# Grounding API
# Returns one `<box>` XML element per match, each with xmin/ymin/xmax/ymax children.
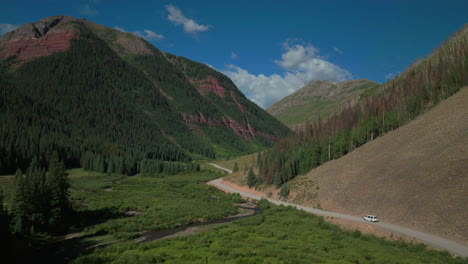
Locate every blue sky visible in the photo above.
<box><xmin>1</xmin><ymin>0</ymin><xmax>467</xmax><ymax>108</ymax></box>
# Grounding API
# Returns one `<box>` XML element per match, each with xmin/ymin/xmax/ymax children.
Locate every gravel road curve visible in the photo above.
<box><xmin>207</xmin><ymin>164</ymin><xmax>468</xmax><ymax>258</ymax></box>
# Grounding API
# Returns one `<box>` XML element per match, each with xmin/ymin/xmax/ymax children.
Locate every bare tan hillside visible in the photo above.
<box><xmin>287</xmin><ymin>87</ymin><xmax>468</xmax><ymax>244</ymax></box>
<box><xmin>266</xmin><ymin>79</ymin><xmax>379</xmax><ymax>127</ymax></box>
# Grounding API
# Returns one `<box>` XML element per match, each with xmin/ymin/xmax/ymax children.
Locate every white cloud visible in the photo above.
<box><xmin>333</xmin><ymin>46</ymin><xmax>343</xmax><ymax>54</ymax></box>
<box><xmin>0</xmin><ymin>23</ymin><xmax>20</xmax><ymax>35</ymax></box>
<box><xmin>223</xmin><ymin>40</ymin><xmax>352</xmax><ymax>108</ymax></box>
<box><xmin>78</xmin><ymin>3</ymin><xmax>98</xmax><ymax>16</ymax></box>
<box><xmin>275</xmin><ymin>42</ymin><xmax>318</xmax><ymax>70</ymax></box>
<box><xmin>166</xmin><ymin>5</ymin><xmax>210</xmax><ymax>34</ymax></box>
<box><xmin>134</xmin><ymin>29</ymin><xmax>164</xmax><ymax>41</ymax></box>
<box><xmin>223</xmin><ymin>65</ymin><xmax>304</xmax><ymax>108</ymax></box>
<box><xmin>231</xmin><ymin>52</ymin><xmax>238</xmax><ymax>59</ymax></box>
<box><xmin>385</xmin><ymin>73</ymin><xmax>395</xmax><ymax>80</ymax></box>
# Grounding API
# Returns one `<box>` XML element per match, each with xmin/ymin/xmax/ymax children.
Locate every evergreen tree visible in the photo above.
<box><xmin>273</xmin><ymin>172</ymin><xmax>282</xmax><ymax>188</ymax></box>
<box><xmin>232</xmin><ymin>162</ymin><xmax>239</xmax><ymax>173</ymax></box>
<box><xmin>247</xmin><ymin>168</ymin><xmax>258</xmax><ymax>187</ymax></box>
<box><xmin>46</xmin><ymin>152</ymin><xmax>70</xmax><ymax>226</ymax></box>
<box><xmin>11</xmin><ymin>169</ymin><xmax>28</xmax><ymax>234</ymax></box>
<box><xmin>11</xmin><ymin>158</ymin><xmax>49</xmax><ymax>235</ymax></box>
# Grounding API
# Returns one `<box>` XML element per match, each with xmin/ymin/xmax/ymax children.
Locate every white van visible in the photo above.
<box><xmin>364</xmin><ymin>215</ymin><xmax>379</xmax><ymax>222</ymax></box>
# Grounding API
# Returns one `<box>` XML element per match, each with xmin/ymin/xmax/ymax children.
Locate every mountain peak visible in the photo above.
<box><xmin>266</xmin><ymin>79</ymin><xmax>380</xmax><ymax>127</ymax></box>
<box><xmin>0</xmin><ymin>15</ymin><xmax>81</xmax><ymax>62</ymax></box>
<box><xmin>1</xmin><ymin>15</ymin><xmax>76</xmax><ymax>41</ymax></box>
<box><xmin>0</xmin><ymin>15</ymin><xmax>154</xmax><ymax>63</ymax></box>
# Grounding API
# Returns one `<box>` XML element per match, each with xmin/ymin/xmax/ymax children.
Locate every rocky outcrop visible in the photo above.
<box><xmin>0</xmin><ymin>15</ymin><xmax>79</xmax><ymax>62</ymax></box>
<box><xmin>0</xmin><ymin>30</ymin><xmax>78</xmax><ymax>62</ymax></box>
<box><xmin>230</xmin><ymin>91</ymin><xmax>248</xmax><ymax>113</ymax></box>
<box><xmin>182</xmin><ymin>112</ymin><xmax>278</xmax><ymax>141</ymax></box>
<box><xmin>0</xmin><ymin>15</ymin><xmax>154</xmax><ymax>63</ymax></box>
<box><xmin>193</xmin><ymin>76</ymin><xmax>227</xmax><ymax>97</ymax></box>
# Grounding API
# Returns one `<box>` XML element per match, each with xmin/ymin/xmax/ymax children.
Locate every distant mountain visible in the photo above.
<box><xmin>0</xmin><ymin>15</ymin><xmax>290</xmax><ymax>174</ymax></box>
<box><xmin>266</xmin><ymin>79</ymin><xmax>380</xmax><ymax>128</ymax></box>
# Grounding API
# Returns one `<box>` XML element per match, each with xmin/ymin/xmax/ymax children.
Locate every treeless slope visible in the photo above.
<box><xmin>266</xmin><ymin>79</ymin><xmax>379</xmax><ymax>127</ymax></box>
<box><xmin>289</xmin><ymin>87</ymin><xmax>468</xmax><ymax>244</ymax></box>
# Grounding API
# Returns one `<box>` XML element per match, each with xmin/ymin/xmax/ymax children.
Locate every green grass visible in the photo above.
<box><xmin>67</xmin><ymin>169</ymin><xmax>239</xmax><ymax>241</ymax></box>
<box><xmin>211</xmin><ymin>153</ymin><xmax>257</xmax><ymax>171</ymax></box>
<box><xmin>275</xmin><ymin>82</ymin><xmax>381</xmax><ymax>127</ymax></box>
<box><xmin>74</xmin><ymin>201</ymin><xmax>466</xmax><ymax>264</ymax></box>
<box><xmin>276</xmin><ymin>100</ymin><xmax>338</xmax><ymax>126</ymax></box>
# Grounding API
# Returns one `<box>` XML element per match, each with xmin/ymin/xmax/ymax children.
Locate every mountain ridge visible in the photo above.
<box><xmin>0</xmin><ymin>15</ymin><xmax>290</xmax><ymax>174</ymax></box>
<box><xmin>266</xmin><ymin>79</ymin><xmax>380</xmax><ymax>127</ymax></box>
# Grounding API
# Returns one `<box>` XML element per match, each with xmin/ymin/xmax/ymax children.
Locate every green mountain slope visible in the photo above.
<box><xmin>0</xmin><ymin>15</ymin><xmax>290</xmax><ymax>174</ymax></box>
<box><xmin>266</xmin><ymin>79</ymin><xmax>380</xmax><ymax>128</ymax></box>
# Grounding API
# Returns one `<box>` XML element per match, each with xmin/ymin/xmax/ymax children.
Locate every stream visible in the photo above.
<box><xmin>136</xmin><ymin>202</ymin><xmax>261</xmax><ymax>242</ymax></box>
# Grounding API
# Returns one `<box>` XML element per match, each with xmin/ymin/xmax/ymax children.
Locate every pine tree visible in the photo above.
<box><xmin>247</xmin><ymin>168</ymin><xmax>258</xmax><ymax>187</ymax></box>
<box><xmin>232</xmin><ymin>162</ymin><xmax>239</xmax><ymax>173</ymax></box>
<box><xmin>11</xmin><ymin>169</ymin><xmax>28</xmax><ymax>234</ymax></box>
<box><xmin>273</xmin><ymin>172</ymin><xmax>282</xmax><ymax>188</ymax></box>
<box><xmin>46</xmin><ymin>152</ymin><xmax>70</xmax><ymax>226</ymax></box>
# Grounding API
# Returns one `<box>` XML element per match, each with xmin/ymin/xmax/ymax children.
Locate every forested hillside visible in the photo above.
<box><xmin>0</xmin><ymin>16</ymin><xmax>290</xmax><ymax>175</ymax></box>
<box><xmin>258</xmin><ymin>24</ymin><xmax>468</xmax><ymax>186</ymax></box>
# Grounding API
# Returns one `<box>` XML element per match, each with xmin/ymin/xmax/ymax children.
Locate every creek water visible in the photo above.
<box><xmin>137</xmin><ymin>202</ymin><xmax>261</xmax><ymax>242</ymax></box>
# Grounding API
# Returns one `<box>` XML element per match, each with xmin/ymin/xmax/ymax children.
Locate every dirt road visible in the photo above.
<box><xmin>207</xmin><ymin>163</ymin><xmax>232</xmax><ymax>173</ymax></box>
<box><xmin>207</xmin><ymin>164</ymin><xmax>468</xmax><ymax>258</ymax></box>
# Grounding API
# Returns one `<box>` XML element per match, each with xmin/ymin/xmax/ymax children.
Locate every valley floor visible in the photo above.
<box><xmin>2</xmin><ymin>168</ymin><xmax>466</xmax><ymax>263</ymax></box>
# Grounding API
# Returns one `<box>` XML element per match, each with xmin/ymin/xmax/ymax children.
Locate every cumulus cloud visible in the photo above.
<box><xmin>223</xmin><ymin>40</ymin><xmax>352</xmax><ymax>108</ymax></box>
<box><xmin>166</xmin><ymin>5</ymin><xmax>210</xmax><ymax>34</ymax></box>
<box><xmin>231</xmin><ymin>52</ymin><xmax>238</xmax><ymax>59</ymax></box>
<box><xmin>134</xmin><ymin>30</ymin><xmax>164</xmax><ymax>41</ymax></box>
<box><xmin>275</xmin><ymin>42</ymin><xmax>318</xmax><ymax>70</ymax></box>
<box><xmin>0</xmin><ymin>23</ymin><xmax>20</xmax><ymax>35</ymax></box>
<box><xmin>385</xmin><ymin>73</ymin><xmax>395</xmax><ymax>80</ymax></box>
<box><xmin>223</xmin><ymin>65</ymin><xmax>304</xmax><ymax>108</ymax></box>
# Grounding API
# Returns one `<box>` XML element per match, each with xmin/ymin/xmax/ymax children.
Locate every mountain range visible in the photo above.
<box><xmin>0</xmin><ymin>15</ymin><xmax>290</xmax><ymax>174</ymax></box>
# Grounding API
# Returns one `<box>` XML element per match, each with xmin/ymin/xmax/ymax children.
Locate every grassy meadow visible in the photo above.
<box><xmin>74</xmin><ymin>200</ymin><xmax>466</xmax><ymax>264</ymax></box>
<box><xmin>66</xmin><ymin>169</ymin><xmax>240</xmax><ymax>241</ymax></box>
<box><xmin>2</xmin><ymin>168</ymin><xmax>466</xmax><ymax>263</ymax></box>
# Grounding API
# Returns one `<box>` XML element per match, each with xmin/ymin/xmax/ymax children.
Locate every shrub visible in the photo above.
<box><xmin>280</xmin><ymin>184</ymin><xmax>290</xmax><ymax>198</ymax></box>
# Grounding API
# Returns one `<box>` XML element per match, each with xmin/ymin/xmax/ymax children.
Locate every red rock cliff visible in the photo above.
<box><xmin>0</xmin><ymin>15</ymin><xmax>80</xmax><ymax>63</ymax></box>
<box><xmin>182</xmin><ymin>112</ymin><xmax>278</xmax><ymax>142</ymax></box>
